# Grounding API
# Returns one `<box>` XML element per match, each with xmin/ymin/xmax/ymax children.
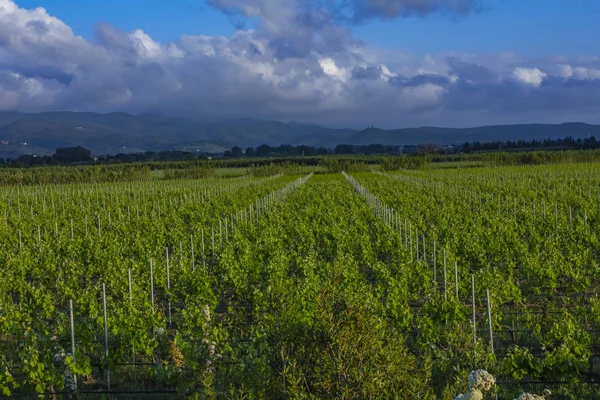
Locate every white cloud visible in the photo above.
<box><xmin>130</xmin><ymin>29</ymin><xmax>185</xmax><ymax>59</ymax></box>
<box><xmin>0</xmin><ymin>0</ymin><xmax>17</xmax><ymax>12</ymax></box>
<box><xmin>380</xmin><ymin>64</ymin><xmax>396</xmax><ymax>81</ymax></box>
<box><xmin>0</xmin><ymin>70</ymin><xmax>63</xmax><ymax>110</ymax></box>
<box><xmin>319</xmin><ymin>58</ymin><xmax>351</xmax><ymax>81</ymax></box>
<box><xmin>511</xmin><ymin>67</ymin><xmax>546</xmax><ymax>87</ymax></box>
<box><xmin>557</xmin><ymin>64</ymin><xmax>600</xmax><ymax>80</ymax></box>
<box><xmin>0</xmin><ymin>0</ymin><xmax>599</xmax><ymax>128</ymax></box>
<box><xmin>402</xmin><ymin>83</ymin><xmax>446</xmax><ymax>109</ymax></box>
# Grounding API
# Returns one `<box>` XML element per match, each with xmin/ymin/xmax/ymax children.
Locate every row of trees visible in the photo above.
<box><xmin>1</xmin><ymin>146</ymin><xmax>93</xmax><ymax>166</ymax></box>
<box><xmin>1</xmin><ymin>148</ymin><xmax>218</xmax><ymax>166</ymax></box>
<box><xmin>3</xmin><ymin>135</ymin><xmax>600</xmax><ymax>167</ymax></box>
<box><xmin>224</xmin><ymin>144</ymin><xmax>403</xmax><ymax>158</ymax></box>
<box><xmin>460</xmin><ymin>136</ymin><xmax>600</xmax><ymax>152</ymax></box>
<box><xmin>218</xmin><ymin>136</ymin><xmax>600</xmax><ymax>158</ymax></box>
<box><xmin>225</xmin><ymin>145</ymin><xmax>329</xmax><ymax>158</ymax></box>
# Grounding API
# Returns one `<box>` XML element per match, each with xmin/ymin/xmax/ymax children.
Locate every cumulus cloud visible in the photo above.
<box><xmin>0</xmin><ymin>0</ymin><xmax>599</xmax><ymax>128</ymax></box>
<box><xmin>556</xmin><ymin>64</ymin><xmax>600</xmax><ymax>80</ymax></box>
<box><xmin>512</xmin><ymin>67</ymin><xmax>546</xmax><ymax>87</ymax></box>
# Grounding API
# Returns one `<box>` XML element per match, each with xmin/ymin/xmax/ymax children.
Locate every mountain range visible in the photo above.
<box><xmin>1</xmin><ymin>111</ymin><xmax>600</xmax><ymax>156</ymax></box>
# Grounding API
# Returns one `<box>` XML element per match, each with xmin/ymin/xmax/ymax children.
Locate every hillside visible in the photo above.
<box><xmin>347</xmin><ymin>123</ymin><xmax>600</xmax><ymax>146</ymax></box>
<box><xmin>0</xmin><ymin>111</ymin><xmax>599</xmax><ymax>156</ymax></box>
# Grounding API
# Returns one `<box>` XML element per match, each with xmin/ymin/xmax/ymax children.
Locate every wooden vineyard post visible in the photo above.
<box><xmin>69</xmin><ymin>299</ymin><xmax>76</xmax><ymax>363</ymax></box>
<box><xmin>202</xmin><ymin>229</ymin><xmax>206</xmax><ymax>268</ymax></box>
<box><xmin>433</xmin><ymin>241</ymin><xmax>437</xmax><ymax>291</ymax></box>
<box><xmin>444</xmin><ymin>251</ymin><xmax>448</xmax><ymax>301</ymax></box>
<box><xmin>471</xmin><ymin>275</ymin><xmax>476</xmax><ymax>343</ymax></box>
<box><xmin>415</xmin><ymin>229</ymin><xmax>419</xmax><ymax>262</ymax></box>
<box><xmin>455</xmin><ymin>261</ymin><xmax>459</xmax><ymax>298</ymax></box>
<box><xmin>542</xmin><ymin>201</ymin><xmax>546</xmax><ymax>219</ymax></box>
<box><xmin>102</xmin><ymin>283</ymin><xmax>111</xmax><ymax>394</ymax></box>
<box><xmin>409</xmin><ymin>225</ymin><xmax>413</xmax><ymax>260</ymax></box>
<box><xmin>570</xmin><ymin>206</ymin><xmax>573</xmax><ymax>227</ymax></box>
<box><xmin>128</xmin><ymin>269</ymin><xmax>132</xmax><ymax>303</ymax></box>
<box><xmin>166</xmin><ymin>247</ymin><xmax>171</xmax><ymax>323</ymax></box>
<box><xmin>150</xmin><ymin>259</ymin><xmax>155</xmax><ymax>313</ymax></box>
<box><xmin>486</xmin><ymin>289</ymin><xmax>494</xmax><ymax>354</ymax></box>
<box><xmin>191</xmin><ymin>234</ymin><xmax>195</xmax><ymax>272</ymax></box>
<box><xmin>128</xmin><ymin>270</ymin><xmax>134</xmax><ymax>365</ymax></box>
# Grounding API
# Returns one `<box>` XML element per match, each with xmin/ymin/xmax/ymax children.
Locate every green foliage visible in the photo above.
<box><xmin>54</xmin><ymin>146</ymin><xmax>93</xmax><ymax>163</ymax></box>
<box><xmin>0</xmin><ymin>164</ymin><xmax>155</xmax><ymax>185</ymax></box>
<box><xmin>248</xmin><ymin>162</ymin><xmax>283</xmax><ymax>177</ymax></box>
<box><xmin>317</xmin><ymin>158</ymin><xmax>371</xmax><ymax>173</ymax></box>
<box><xmin>3</xmin><ymin>162</ymin><xmax>600</xmax><ymax>398</ymax></box>
<box><xmin>162</xmin><ymin>165</ymin><xmax>214</xmax><ymax>180</ymax></box>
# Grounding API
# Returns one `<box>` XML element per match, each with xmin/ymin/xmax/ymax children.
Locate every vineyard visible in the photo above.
<box><xmin>1</xmin><ymin>163</ymin><xmax>600</xmax><ymax>399</ymax></box>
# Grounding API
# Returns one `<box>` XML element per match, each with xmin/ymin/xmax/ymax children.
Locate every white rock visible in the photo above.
<box><xmin>468</xmin><ymin>369</ymin><xmax>496</xmax><ymax>391</ymax></box>
<box><xmin>454</xmin><ymin>390</ymin><xmax>483</xmax><ymax>400</ymax></box>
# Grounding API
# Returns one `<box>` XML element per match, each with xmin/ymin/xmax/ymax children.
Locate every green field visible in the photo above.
<box><xmin>2</xmin><ymin>164</ymin><xmax>600</xmax><ymax>399</ymax></box>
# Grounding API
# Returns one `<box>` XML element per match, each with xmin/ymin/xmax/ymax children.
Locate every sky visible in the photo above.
<box><xmin>1</xmin><ymin>0</ymin><xmax>600</xmax><ymax>128</ymax></box>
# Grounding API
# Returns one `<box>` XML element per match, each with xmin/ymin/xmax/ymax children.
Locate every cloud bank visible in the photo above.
<box><xmin>1</xmin><ymin>0</ymin><xmax>600</xmax><ymax>128</ymax></box>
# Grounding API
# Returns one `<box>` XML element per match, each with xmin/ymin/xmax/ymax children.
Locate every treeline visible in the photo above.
<box><xmin>2</xmin><ymin>146</ymin><xmax>93</xmax><ymax>166</ymax></box>
<box><xmin>1</xmin><ymin>147</ymin><xmax>216</xmax><ymax>167</ymax></box>
<box><xmin>0</xmin><ymin>144</ymin><xmax>404</xmax><ymax>169</ymax></box>
<box><xmin>460</xmin><ymin>135</ymin><xmax>600</xmax><ymax>152</ymax></box>
<box><xmin>224</xmin><ymin>144</ymin><xmax>401</xmax><ymax>157</ymax></box>
<box><xmin>431</xmin><ymin>149</ymin><xmax>600</xmax><ymax>166</ymax></box>
<box><xmin>4</xmin><ymin>135</ymin><xmax>599</xmax><ymax>168</ymax></box>
<box><xmin>97</xmin><ymin>150</ymin><xmax>212</xmax><ymax>163</ymax></box>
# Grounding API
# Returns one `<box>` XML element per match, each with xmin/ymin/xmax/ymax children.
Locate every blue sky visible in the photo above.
<box><xmin>2</xmin><ymin>0</ymin><xmax>600</xmax><ymax>128</ymax></box>
<box><xmin>15</xmin><ymin>0</ymin><xmax>600</xmax><ymax>57</ymax></box>
<box><xmin>14</xmin><ymin>0</ymin><xmax>238</xmax><ymax>40</ymax></box>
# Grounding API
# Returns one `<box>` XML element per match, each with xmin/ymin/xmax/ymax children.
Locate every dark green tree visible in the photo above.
<box><xmin>256</xmin><ymin>144</ymin><xmax>271</xmax><ymax>157</ymax></box>
<box><xmin>53</xmin><ymin>146</ymin><xmax>92</xmax><ymax>163</ymax></box>
<box><xmin>335</xmin><ymin>144</ymin><xmax>354</xmax><ymax>154</ymax></box>
<box><xmin>231</xmin><ymin>146</ymin><xmax>243</xmax><ymax>158</ymax></box>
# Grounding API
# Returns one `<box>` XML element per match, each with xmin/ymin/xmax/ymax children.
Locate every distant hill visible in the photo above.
<box><xmin>347</xmin><ymin>123</ymin><xmax>600</xmax><ymax>146</ymax></box>
<box><xmin>0</xmin><ymin>111</ymin><xmax>599</xmax><ymax>156</ymax></box>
